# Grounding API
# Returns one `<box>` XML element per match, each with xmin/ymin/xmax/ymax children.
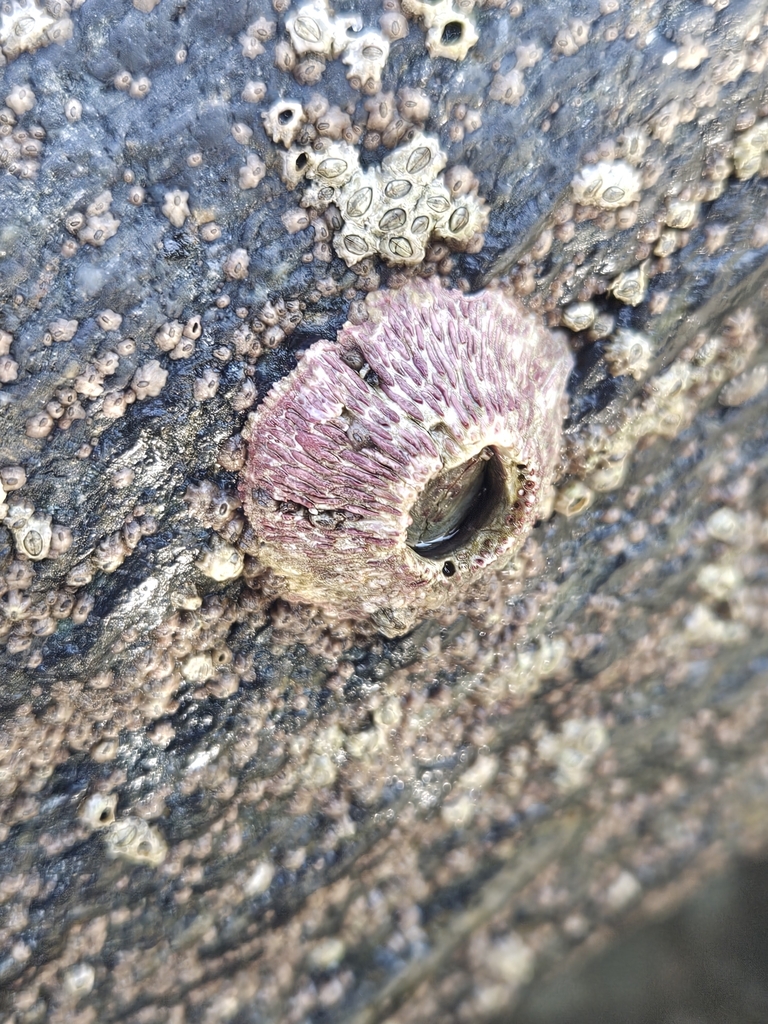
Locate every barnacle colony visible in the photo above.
<box><xmin>240</xmin><ymin>279</ymin><xmax>572</xmax><ymax>635</ymax></box>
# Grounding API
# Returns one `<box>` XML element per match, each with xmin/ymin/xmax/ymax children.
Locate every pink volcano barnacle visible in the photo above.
<box><xmin>239</xmin><ymin>278</ymin><xmax>572</xmax><ymax>636</ymax></box>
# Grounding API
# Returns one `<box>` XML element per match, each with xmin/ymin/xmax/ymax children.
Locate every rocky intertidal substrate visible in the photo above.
<box><xmin>1</xmin><ymin>0</ymin><xmax>768</xmax><ymax>1020</ymax></box>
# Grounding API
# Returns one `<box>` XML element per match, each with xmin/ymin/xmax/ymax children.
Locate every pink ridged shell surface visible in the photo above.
<box><xmin>240</xmin><ymin>278</ymin><xmax>572</xmax><ymax>634</ymax></box>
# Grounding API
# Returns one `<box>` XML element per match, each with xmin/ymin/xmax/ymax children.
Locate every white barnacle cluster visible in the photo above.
<box><xmin>732</xmin><ymin>119</ymin><xmax>768</xmax><ymax>180</ymax></box>
<box><xmin>65</xmin><ymin>189</ymin><xmax>120</xmax><ymax>248</ymax></box>
<box><xmin>488</xmin><ymin>41</ymin><xmax>543</xmax><ymax>108</ymax></box>
<box><xmin>280</xmin><ymin>131</ymin><xmax>487</xmax><ymax>266</ymax></box>
<box><xmin>0</xmin><ymin>0</ymin><xmax>73</xmax><ymax>62</ymax></box>
<box><xmin>401</xmin><ymin>0</ymin><xmax>478</xmax><ymax>60</ymax></box>
<box><xmin>1</xmin><ymin>84</ymin><xmax>45</xmax><ymax>179</ymax></box>
<box><xmin>571</xmin><ymin>160</ymin><xmax>642</xmax><ymax>209</ymax></box>
<box><xmin>283</xmin><ymin>0</ymin><xmax>390</xmax><ymax>92</ymax></box>
<box><xmin>23</xmin><ymin>308</ymin><xmax>173</xmax><ymax>447</ymax></box>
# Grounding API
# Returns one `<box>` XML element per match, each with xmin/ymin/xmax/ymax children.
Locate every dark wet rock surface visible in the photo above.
<box><xmin>1</xmin><ymin>0</ymin><xmax>768</xmax><ymax>1020</ymax></box>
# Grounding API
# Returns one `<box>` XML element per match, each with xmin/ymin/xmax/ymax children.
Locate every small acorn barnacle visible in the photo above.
<box><xmin>239</xmin><ymin>279</ymin><xmax>572</xmax><ymax>635</ymax></box>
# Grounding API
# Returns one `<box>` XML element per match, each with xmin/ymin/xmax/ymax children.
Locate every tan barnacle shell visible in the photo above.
<box><xmin>223</xmin><ymin>248</ymin><xmax>250</xmax><ymax>281</ymax></box>
<box><xmin>264</xmin><ymin>99</ymin><xmax>309</xmax><ymax>149</ymax></box>
<box><xmin>154</xmin><ymin>320</ymin><xmax>183</xmax><ymax>352</ymax></box>
<box><xmin>92</xmin><ymin>531</ymin><xmax>129</xmax><ymax>573</ymax></box>
<box><xmin>282</xmin><ymin>207</ymin><xmax>311</xmax><ymax>234</ymax></box>
<box><xmin>239</xmin><ymin>153</ymin><xmax>266</xmax><ymax>190</ymax></box>
<box><xmin>609</xmin><ymin>261</ymin><xmax>649</xmax><ymax>306</ymax></box>
<box><xmin>161</xmin><ymin>189</ymin><xmax>190</xmax><ymax>228</ymax></box>
<box><xmin>105</xmin><ymin>817</ymin><xmax>167</xmax><ymax>866</ymax></box>
<box><xmin>402</xmin><ymin>0</ymin><xmax>478</xmax><ymax>61</ymax></box>
<box><xmin>5</xmin><ymin>84</ymin><xmax>35</xmax><ymax>115</ymax></box>
<box><xmin>129</xmin><ymin>75</ymin><xmax>151</xmax><ymax>99</ymax></box>
<box><xmin>616</xmin><ymin>125</ymin><xmax>649</xmax><ymax>166</ymax></box>
<box><xmin>604</xmin><ymin>329</ymin><xmax>653</xmax><ymax>380</ymax></box>
<box><xmin>241</xmin><ymin>80</ymin><xmax>267</xmax><ymax>104</ymax></box>
<box><xmin>0</xmin><ymin>354</ymin><xmax>18</xmax><ymax>382</ymax></box>
<box><xmin>719</xmin><ymin>365</ymin><xmax>768</xmax><ymax>407</ymax></box>
<box><xmin>96</xmin><ymin>309</ymin><xmax>122</xmax><ymax>331</ymax></box>
<box><xmin>80</xmin><ymin>793</ymin><xmax>118</xmax><ymax>829</ymax></box>
<box><xmin>571</xmin><ymin>161</ymin><xmax>641</xmax><ymax>210</ymax></box>
<box><xmin>664</xmin><ymin>197</ymin><xmax>698</xmax><ymax>230</ymax></box>
<box><xmin>397</xmin><ymin>87</ymin><xmax>430</xmax><ymax>123</ymax></box>
<box><xmin>587</xmin><ymin>453</ymin><xmax>629</xmax><ymax>492</ymax></box>
<box><xmin>130</xmin><ymin>360</ymin><xmax>168</xmax><ymax>400</ymax></box>
<box><xmin>489</xmin><ymin>69</ymin><xmax>525</xmax><ymax>106</ymax></box>
<box><xmin>239</xmin><ymin>278</ymin><xmax>572</xmax><ymax>635</ymax></box>
<box><xmin>196</xmin><ymin>536</ymin><xmax>244</xmax><ymax>582</ymax></box>
<box><xmin>79</xmin><ymin>212</ymin><xmax>120</xmax><ymax>247</ymax></box>
<box><xmin>47</xmin><ymin>317</ymin><xmax>78</xmax><ymax>342</ymax></box>
<box><xmin>380</xmin><ymin>9</ymin><xmax>408</xmax><ymax>40</ymax></box>
<box><xmin>0</xmin><ymin>465</ymin><xmax>26</xmax><ymax>491</ymax></box>
<box><xmin>554</xmin><ymin>480</ymin><xmax>594</xmax><ymax>517</ymax></box>
<box><xmin>11</xmin><ymin>512</ymin><xmax>53</xmax><ymax>560</ymax></box>
<box><xmin>341</xmin><ymin>30</ymin><xmax>390</xmax><ymax>94</ymax></box>
<box><xmin>562</xmin><ymin>302</ymin><xmax>596</xmax><ymax>333</ymax></box>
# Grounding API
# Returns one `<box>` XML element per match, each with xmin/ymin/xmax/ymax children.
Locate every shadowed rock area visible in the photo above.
<box><xmin>1</xmin><ymin>0</ymin><xmax>767</xmax><ymax>1020</ymax></box>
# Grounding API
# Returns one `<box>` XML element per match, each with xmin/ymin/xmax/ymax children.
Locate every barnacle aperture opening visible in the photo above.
<box><xmin>239</xmin><ymin>278</ymin><xmax>573</xmax><ymax>635</ymax></box>
<box><xmin>406</xmin><ymin>446</ymin><xmax>511</xmax><ymax>564</ymax></box>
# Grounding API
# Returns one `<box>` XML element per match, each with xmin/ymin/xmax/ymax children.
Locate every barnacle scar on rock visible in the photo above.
<box><xmin>239</xmin><ymin>278</ymin><xmax>572</xmax><ymax>636</ymax></box>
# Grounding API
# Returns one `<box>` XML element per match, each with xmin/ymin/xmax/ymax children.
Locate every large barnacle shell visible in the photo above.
<box><xmin>239</xmin><ymin>279</ymin><xmax>572</xmax><ymax>635</ymax></box>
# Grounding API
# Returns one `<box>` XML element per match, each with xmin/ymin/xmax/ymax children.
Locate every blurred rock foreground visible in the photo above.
<box><xmin>0</xmin><ymin>0</ymin><xmax>767</xmax><ymax>1021</ymax></box>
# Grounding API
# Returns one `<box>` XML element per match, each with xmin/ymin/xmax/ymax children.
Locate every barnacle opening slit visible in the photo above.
<box><xmin>406</xmin><ymin>447</ymin><xmax>507</xmax><ymax>560</ymax></box>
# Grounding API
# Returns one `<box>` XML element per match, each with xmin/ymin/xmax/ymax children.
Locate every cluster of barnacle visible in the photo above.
<box><xmin>558</xmin><ymin>310</ymin><xmax>765</xmax><ymax>511</ymax></box>
<box><xmin>270</xmin><ymin>0</ymin><xmax>395</xmax><ymax>93</ymax></box>
<box><xmin>80</xmin><ymin>786</ymin><xmax>166</xmax><ymax>868</ymax></box>
<box><xmin>0</xmin><ymin>467</ymin><xmax>94</xmax><ymax>657</ymax></box>
<box><xmin>153</xmin><ymin>316</ymin><xmax>202</xmax><ymax>362</ymax></box>
<box><xmin>240</xmin><ymin>0</ymin><xmax>398</xmax><ymax>93</ymax></box>
<box><xmin>0</xmin><ymin>328</ymin><xmax>18</xmax><ymax>385</ymax></box>
<box><xmin>90</xmin><ymin>511</ymin><xmax>157</xmax><ymax>574</ymax></box>
<box><xmin>0</xmin><ymin>552</ymin><xmax>272</xmax><ymax>814</ymax></box>
<box><xmin>63</xmin><ymin>189</ymin><xmax>120</xmax><ymax>251</ymax></box>
<box><xmin>274</xmin><ymin>128</ymin><xmax>487</xmax><ymax>266</ymax></box>
<box><xmin>0</xmin><ymin>488</ymin><xmax>160</xmax><ymax>659</ymax></box>
<box><xmin>1</xmin><ymin>83</ymin><xmax>45</xmax><ymax>179</ymax></box>
<box><xmin>489</xmin><ymin>39</ymin><xmax>545</xmax><ymax>108</ymax></box>
<box><xmin>112</xmin><ymin>67</ymin><xmax>151</xmax><ymax>100</ymax></box>
<box><xmin>676</xmin><ymin>503</ymin><xmax>758</xmax><ymax>649</ymax></box>
<box><xmin>18</xmin><ymin>310</ymin><xmax>163</xmax><ymax>440</ymax></box>
<box><xmin>0</xmin><ymin>0</ymin><xmax>73</xmax><ymax>62</ymax></box>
